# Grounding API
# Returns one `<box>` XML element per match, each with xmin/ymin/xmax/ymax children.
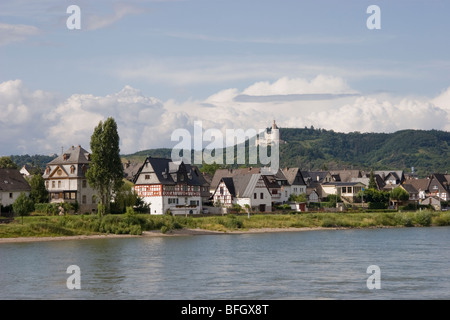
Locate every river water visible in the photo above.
<box><xmin>0</xmin><ymin>227</ymin><xmax>449</xmax><ymax>300</ymax></box>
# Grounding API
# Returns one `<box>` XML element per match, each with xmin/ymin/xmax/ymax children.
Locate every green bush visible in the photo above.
<box><xmin>414</xmin><ymin>211</ymin><xmax>432</xmax><ymax>227</ymax></box>
<box><xmin>434</xmin><ymin>212</ymin><xmax>450</xmax><ymax>226</ymax></box>
<box><xmin>368</xmin><ymin>202</ymin><xmax>387</xmax><ymax>210</ymax></box>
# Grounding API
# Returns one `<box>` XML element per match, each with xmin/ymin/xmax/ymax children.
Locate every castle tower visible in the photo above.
<box><xmin>256</xmin><ymin>120</ymin><xmax>280</xmax><ymax>146</ymax></box>
<box><xmin>271</xmin><ymin>120</ymin><xmax>280</xmax><ymax>143</ymax></box>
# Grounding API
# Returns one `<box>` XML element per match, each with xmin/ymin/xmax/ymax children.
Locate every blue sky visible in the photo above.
<box><xmin>1</xmin><ymin>0</ymin><xmax>450</xmax><ymax>155</ymax></box>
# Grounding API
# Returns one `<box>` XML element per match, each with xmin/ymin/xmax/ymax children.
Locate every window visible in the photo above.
<box><xmin>190</xmin><ymin>200</ymin><xmax>199</xmax><ymax>206</ymax></box>
<box><xmin>82</xmin><ymin>180</ymin><xmax>87</xmax><ymax>188</ymax></box>
<box><xmin>70</xmin><ymin>165</ymin><xmax>75</xmax><ymax>174</ymax></box>
<box><xmin>254</xmin><ymin>193</ymin><xmax>257</xmax><ymax>199</ymax></box>
<box><xmin>260</xmin><ymin>193</ymin><xmax>264</xmax><ymax>199</ymax></box>
<box><xmin>46</xmin><ymin>181</ymin><xmax>49</xmax><ymax>188</ymax></box>
<box><xmin>145</xmin><ymin>174</ymin><xmax>151</xmax><ymax>180</ymax></box>
<box><xmin>58</xmin><ymin>181</ymin><xmax>61</xmax><ymax>188</ymax></box>
<box><xmin>220</xmin><ymin>187</ymin><xmax>224</xmax><ymax>195</ymax></box>
<box><xmin>342</xmin><ymin>187</ymin><xmax>347</xmax><ymax>194</ymax></box>
<box><xmin>168</xmin><ymin>198</ymin><xmax>179</xmax><ymax>205</ymax></box>
<box><xmin>9</xmin><ymin>193</ymin><xmax>13</xmax><ymax>199</ymax></box>
<box><xmin>52</xmin><ymin>181</ymin><xmax>55</xmax><ymax>188</ymax></box>
<box><xmin>82</xmin><ymin>195</ymin><xmax>86</xmax><ymax>204</ymax></box>
<box><xmin>183</xmin><ymin>185</ymin><xmax>188</xmax><ymax>191</ymax></box>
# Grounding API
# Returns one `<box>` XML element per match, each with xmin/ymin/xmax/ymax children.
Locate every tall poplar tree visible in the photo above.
<box><xmin>86</xmin><ymin>117</ymin><xmax>124</xmax><ymax>216</ymax></box>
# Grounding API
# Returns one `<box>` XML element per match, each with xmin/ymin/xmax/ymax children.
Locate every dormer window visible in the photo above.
<box><xmin>70</xmin><ymin>165</ymin><xmax>76</xmax><ymax>174</ymax></box>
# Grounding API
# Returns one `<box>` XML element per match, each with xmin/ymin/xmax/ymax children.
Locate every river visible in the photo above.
<box><xmin>0</xmin><ymin>227</ymin><xmax>449</xmax><ymax>300</ymax></box>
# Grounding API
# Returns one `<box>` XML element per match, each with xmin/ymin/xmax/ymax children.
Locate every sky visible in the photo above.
<box><xmin>1</xmin><ymin>0</ymin><xmax>450</xmax><ymax>156</ymax></box>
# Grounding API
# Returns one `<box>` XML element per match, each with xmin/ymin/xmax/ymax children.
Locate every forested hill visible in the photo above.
<box><xmin>6</xmin><ymin>128</ymin><xmax>449</xmax><ymax>177</ymax></box>
<box><xmin>279</xmin><ymin>128</ymin><xmax>450</xmax><ymax>176</ymax></box>
<box><xmin>121</xmin><ymin>128</ymin><xmax>449</xmax><ymax>177</ymax></box>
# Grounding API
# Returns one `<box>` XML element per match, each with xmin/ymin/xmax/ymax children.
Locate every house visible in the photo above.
<box><xmin>263</xmin><ymin>174</ymin><xmax>283</xmax><ymax>205</ymax></box>
<box><xmin>329</xmin><ymin>169</ymin><xmax>362</xmax><ymax>183</ymax></box>
<box><xmin>42</xmin><ymin>145</ymin><xmax>97</xmax><ymax>213</ymax></box>
<box><xmin>421</xmin><ymin>196</ymin><xmax>441</xmax><ymax>211</ymax></box>
<box><xmin>212</xmin><ymin>173</ymin><xmax>272</xmax><ymax>212</ymax></box>
<box><xmin>403</xmin><ymin>178</ymin><xmax>430</xmax><ymax>199</ymax></box>
<box><xmin>281</xmin><ymin>167</ymin><xmax>307</xmax><ymax>199</ymax></box>
<box><xmin>0</xmin><ymin>168</ymin><xmax>31</xmax><ymax>208</ymax></box>
<box><xmin>374</xmin><ymin>170</ymin><xmax>405</xmax><ymax>188</ymax></box>
<box><xmin>301</xmin><ymin>170</ymin><xmax>333</xmax><ymax>200</ymax></box>
<box><xmin>321</xmin><ymin>181</ymin><xmax>365</xmax><ymax>203</ymax></box>
<box><xmin>306</xmin><ymin>188</ymin><xmax>320</xmax><ymax>203</ymax></box>
<box><xmin>133</xmin><ymin>157</ymin><xmax>210</xmax><ymax>215</ymax></box>
<box><xmin>122</xmin><ymin>160</ymin><xmax>142</xmax><ymax>182</ymax></box>
<box><xmin>19</xmin><ymin>164</ymin><xmax>41</xmax><ymax>177</ymax></box>
<box><xmin>209</xmin><ymin>168</ymin><xmax>260</xmax><ymax>195</ymax></box>
<box><xmin>400</xmin><ymin>184</ymin><xmax>420</xmax><ymax>203</ymax></box>
<box><xmin>428</xmin><ymin>173</ymin><xmax>450</xmax><ymax>202</ymax></box>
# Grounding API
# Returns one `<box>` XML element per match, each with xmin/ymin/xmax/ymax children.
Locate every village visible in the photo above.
<box><xmin>1</xmin><ymin>128</ymin><xmax>449</xmax><ymax>217</ymax></box>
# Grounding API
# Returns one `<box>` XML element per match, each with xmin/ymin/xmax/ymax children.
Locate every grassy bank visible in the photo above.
<box><xmin>1</xmin><ymin>210</ymin><xmax>450</xmax><ymax>239</ymax></box>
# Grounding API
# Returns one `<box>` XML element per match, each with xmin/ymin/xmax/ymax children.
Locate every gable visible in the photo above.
<box><xmin>48</xmin><ymin>166</ymin><xmax>69</xmax><ymax>178</ymax></box>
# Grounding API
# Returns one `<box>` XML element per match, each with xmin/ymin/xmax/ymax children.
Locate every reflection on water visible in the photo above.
<box><xmin>0</xmin><ymin>227</ymin><xmax>449</xmax><ymax>299</ymax></box>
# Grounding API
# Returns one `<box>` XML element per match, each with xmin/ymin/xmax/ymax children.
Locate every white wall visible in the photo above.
<box><xmin>0</xmin><ymin>191</ymin><xmax>30</xmax><ymax>207</ymax></box>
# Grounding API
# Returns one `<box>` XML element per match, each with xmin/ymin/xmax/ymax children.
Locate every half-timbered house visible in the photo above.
<box><xmin>133</xmin><ymin>157</ymin><xmax>209</xmax><ymax>215</ymax></box>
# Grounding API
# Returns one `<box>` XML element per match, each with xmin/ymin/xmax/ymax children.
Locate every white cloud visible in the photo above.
<box><xmin>1</xmin><ymin>78</ymin><xmax>449</xmax><ymax>156</ymax></box>
<box><xmin>0</xmin><ymin>23</ymin><xmax>40</xmax><ymax>46</ymax></box>
<box><xmin>242</xmin><ymin>75</ymin><xmax>357</xmax><ymax>96</ymax></box>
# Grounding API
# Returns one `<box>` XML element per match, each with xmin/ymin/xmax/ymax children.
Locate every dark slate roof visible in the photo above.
<box><xmin>134</xmin><ymin>157</ymin><xmax>209</xmax><ymax>187</ymax></box>
<box><xmin>404</xmin><ymin>178</ymin><xmax>430</xmax><ymax>192</ymax></box>
<box><xmin>401</xmin><ymin>184</ymin><xmax>418</xmax><ymax>194</ymax></box>
<box><xmin>282</xmin><ymin>167</ymin><xmax>306</xmax><ymax>186</ymax></box>
<box><xmin>329</xmin><ymin>170</ymin><xmax>361</xmax><ymax>182</ymax></box>
<box><xmin>432</xmin><ymin>173</ymin><xmax>450</xmax><ymax>189</ymax></box>
<box><xmin>122</xmin><ymin>160</ymin><xmax>142</xmax><ymax>181</ymax></box>
<box><xmin>0</xmin><ymin>169</ymin><xmax>31</xmax><ymax>192</ymax></box>
<box><xmin>302</xmin><ymin>171</ymin><xmax>329</xmax><ymax>183</ymax></box>
<box><xmin>210</xmin><ymin>168</ymin><xmax>260</xmax><ymax>190</ymax></box>
<box><xmin>221</xmin><ymin>177</ymin><xmax>236</xmax><ymax>197</ymax></box>
<box><xmin>48</xmin><ymin>145</ymin><xmax>90</xmax><ymax>165</ymax></box>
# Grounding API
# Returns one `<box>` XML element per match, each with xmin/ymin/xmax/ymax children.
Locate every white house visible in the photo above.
<box><xmin>213</xmin><ymin>173</ymin><xmax>272</xmax><ymax>212</ymax></box>
<box><xmin>0</xmin><ymin>168</ymin><xmax>31</xmax><ymax>208</ymax></box>
<box><xmin>281</xmin><ymin>167</ymin><xmax>307</xmax><ymax>200</ymax></box>
<box><xmin>42</xmin><ymin>145</ymin><xmax>97</xmax><ymax>213</ymax></box>
<box><xmin>133</xmin><ymin>157</ymin><xmax>209</xmax><ymax>215</ymax></box>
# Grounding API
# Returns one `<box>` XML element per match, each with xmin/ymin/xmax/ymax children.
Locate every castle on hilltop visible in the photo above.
<box><xmin>255</xmin><ymin>120</ymin><xmax>281</xmax><ymax>147</ymax></box>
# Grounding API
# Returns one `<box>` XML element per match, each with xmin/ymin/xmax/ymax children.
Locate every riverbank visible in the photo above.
<box><xmin>0</xmin><ymin>226</ymin><xmax>362</xmax><ymax>243</ymax></box>
<box><xmin>1</xmin><ymin>210</ymin><xmax>450</xmax><ymax>243</ymax></box>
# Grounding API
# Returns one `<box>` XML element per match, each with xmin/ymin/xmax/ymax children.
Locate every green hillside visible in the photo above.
<box><xmin>7</xmin><ymin>128</ymin><xmax>448</xmax><ymax>177</ymax></box>
<box><xmin>121</xmin><ymin>128</ymin><xmax>449</xmax><ymax>176</ymax></box>
<box><xmin>279</xmin><ymin>128</ymin><xmax>450</xmax><ymax>176</ymax></box>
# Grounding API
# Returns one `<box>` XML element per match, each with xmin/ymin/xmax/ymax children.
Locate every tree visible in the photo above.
<box><xmin>200</xmin><ymin>161</ymin><xmax>222</xmax><ymax>176</ymax></box>
<box><xmin>390</xmin><ymin>187</ymin><xmax>410</xmax><ymax>209</ymax></box>
<box><xmin>289</xmin><ymin>193</ymin><xmax>308</xmax><ymax>203</ymax></box>
<box><xmin>391</xmin><ymin>187</ymin><xmax>409</xmax><ymax>202</ymax></box>
<box><xmin>86</xmin><ymin>117</ymin><xmax>124</xmax><ymax>216</ymax></box>
<box><xmin>368</xmin><ymin>170</ymin><xmax>377</xmax><ymax>190</ymax></box>
<box><xmin>13</xmin><ymin>192</ymin><xmax>34</xmax><ymax>224</ymax></box>
<box><xmin>29</xmin><ymin>174</ymin><xmax>49</xmax><ymax>203</ymax></box>
<box><xmin>0</xmin><ymin>157</ymin><xmax>18</xmax><ymax>169</ymax></box>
